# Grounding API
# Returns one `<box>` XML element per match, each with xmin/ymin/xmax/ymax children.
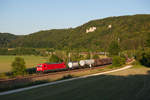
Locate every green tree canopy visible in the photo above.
<box><xmin>11</xmin><ymin>57</ymin><xmax>26</xmax><ymax>76</ymax></box>
<box><xmin>92</xmin><ymin>54</ymin><xmax>99</xmax><ymax>59</ymax></box>
<box><xmin>112</xmin><ymin>56</ymin><xmax>126</xmax><ymax>67</ymax></box>
<box><xmin>85</xmin><ymin>53</ymin><xmax>91</xmax><ymax>59</ymax></box>
<box><xmin>135</xmin><ymin>49</ymin><xmax>150</xmax><ymax>67</ymax></box>
<box><xmin>145</xmin><ymin>32</ymin><xmax>150</xmax><ymax>47</ymax></box>
<box><xmin>0</xmin><ymin>15</ymin><xmax>149</xmax><ymax>51</ymax></box>
<box><xmin>70</xmin><ymin>53</ymin><xmax>84</xmax><ymax>61</ymax></box>
<box><xmin>48</xmin><ymin>54</ymin><xmax>63</xmax><ymax>63</ymax></box>
<box><xmin>108</xmin><ymin>41</ymin><xmax>120</xmax><ymax>56</ymax></box>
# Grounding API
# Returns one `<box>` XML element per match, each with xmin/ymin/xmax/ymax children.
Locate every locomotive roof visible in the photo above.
<box><xmin>44</xmin><ymin>62</ymin><xmax>63</xmax><ymax>64</ymax></box>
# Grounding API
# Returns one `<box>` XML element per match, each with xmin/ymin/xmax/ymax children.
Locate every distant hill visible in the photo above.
<box><xmin>1</xmin><ymin>14</ymin><xmax>150</xmax><ymax>51</ymax></box>
<box><xmin>0</xmin><ymin>33</ymin><xmax>18</xmax><ymax>47</ymax></box>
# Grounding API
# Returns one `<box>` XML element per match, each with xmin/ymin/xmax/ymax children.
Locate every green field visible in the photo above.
<box><xmin>0</xmin><ymin>56</ymin><xmax>48</xmax><ymax>73</ymax></box>
<box><xmin>1</xmin><ymin>66</ymin><xmax>150</xmax><ymax>100</ymax></box>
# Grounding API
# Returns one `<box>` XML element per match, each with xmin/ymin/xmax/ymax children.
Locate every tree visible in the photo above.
<box><xmin>85</xmin><ymin>52</ymin><xmax>91</xmax><ymax>59</ymax></box>
<box><xmin>112</xmin><ymin>56</ymin><xmax>126</xmax><ymax>67</ymax></box>
<box><xmin>11</xmin><ymin>57</ymin><xmax>26</xmax><ymax>76</ymax></box>
<box><xmin>92</xmin><ymin>54</ymin><xmax>99</xmax><ymax>59</ymax></box>
<box><xmin>135</xmin><ymin>49</ymin><xmax>150</xmax><ymax>67</ymax></box>
<box><xmin>145</xmin><ymin>32</ymin><xmax>150</xmax><ymax>47</ymax></box>
<box><xmin>108</xmin><ymin>41</ymin><xmax>120</xmax><ymax>56</ymax></box>
<box><xmin>70</xmin><ymin>52</ymin><xmax>84</xmax><ymax>61</ymax></box>
<box><xmin>48</xmin><ymin>54</ymin><xmax>63</xmax><ymax>63</ymax></box>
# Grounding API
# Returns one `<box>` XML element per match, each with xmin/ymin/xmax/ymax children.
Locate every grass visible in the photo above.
<box><xmin>0</xmin><ymin>80</ymin><xmax>49</xmax><ymax>92</ymax></box>
<box><xmin>0</xmin><ymin>65</ymin><xmax>119</xmax><ymax>92</ymax></box>
<box><xmin>1</xmin><ymin>65</ymin><xmax>150</xmax><ymax>100</ymax></box>
<box><xmin>131</xmin><ymin>61</ymin><xmax>147</xmax><ymax>68</ymax></box>
<box><xmin>0</xmin><ymin>55</ymin><xmax>48</xmax><ymax>73</ymax></box>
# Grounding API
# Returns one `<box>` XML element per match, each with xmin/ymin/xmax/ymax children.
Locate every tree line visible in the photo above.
<box><xmin>0</xmin><ymin>48</ymin><xmax>40</xmax><ymax>55</ymax></box>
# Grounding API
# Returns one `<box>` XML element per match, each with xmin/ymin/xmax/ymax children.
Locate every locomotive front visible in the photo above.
<box><xmin>36</xmin><ymin>64</ymin><xmax>43</xmax><ymax>72</ymax></box>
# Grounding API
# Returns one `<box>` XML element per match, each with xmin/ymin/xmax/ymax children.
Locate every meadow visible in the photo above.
<box><xmin>1</xmin><ymin>65</ymin><xmax>150</xmax><ymax>100</ymax></box>
<box><xmin>0</xmin><ymin>55</ymin><xmax>48</xmax><ymax>73</ymax></box>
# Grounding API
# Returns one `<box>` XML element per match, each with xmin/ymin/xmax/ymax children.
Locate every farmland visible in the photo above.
<box><xmin>1</xmin><ymin>65</ymin><xmax>150</xmax><ymax>100</ymax></box>
<box><xmin>0</xmin><ymin>56</ymin><xmax>48</xmax><ymax>73</ymax></box>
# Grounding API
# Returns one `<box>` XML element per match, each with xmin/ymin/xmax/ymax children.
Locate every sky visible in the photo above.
<box><xmin>0</xmin><ymin>0</ymin><xmax>150</xmax><ymax>35</ymax></box>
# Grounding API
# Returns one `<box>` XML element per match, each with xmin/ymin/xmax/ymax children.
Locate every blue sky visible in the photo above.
<box><xmin>0</xmin><ymin>0</ymin><xmax>150</xmax><ymax>35</ymax></box>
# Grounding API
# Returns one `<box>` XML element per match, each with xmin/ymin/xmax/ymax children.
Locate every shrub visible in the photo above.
<box><xmin>11</xmin><ymin>57</ymin><xmax>26</xmax><ymax>76</ymax></box>
<box><xmin>112</xmin><ymin>56</ymin><xmax>126</xmax><ymax>67</ymax></box>
<box><xmin>61</xmin><ymin>74</ymin><xmax>73</xmax><ymax>80</ymax></box>
<box><xmin>0</xmin><ymin>73</ymin><xmax>8</xmax><ymax>79</ymax></box>
<box><xmin>26</xmin><ymin>67</ymin><xmax>36</xmax><ymax>74</ymax></box>
<box><xmin>135</xmin><ymin>49</ymin><xmax>150</xmax><ymax>67</ymax></box>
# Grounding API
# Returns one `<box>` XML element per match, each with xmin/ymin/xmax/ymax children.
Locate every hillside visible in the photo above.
<box><xmin>0</xmin><ymin>33</ymin><xmax>18</xmax><ymax>47</ymax></box>
<box><xmin>1</xmin><ymin>14</ymin><xmax>150</xmax><ymax>50</ymax></box>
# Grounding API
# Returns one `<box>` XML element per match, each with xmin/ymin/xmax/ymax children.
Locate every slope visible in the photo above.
<box><xmin>1</xmin><ymin>14</ymin><xmax>150</xmax><ymax>50</ymax></box>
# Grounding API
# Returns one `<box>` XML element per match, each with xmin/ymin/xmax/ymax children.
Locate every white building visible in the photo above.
<box><xmin>108</xmin><ymin>25</ymin><xmax>112</xmax><ymax>29</ymax></box>
<box><xmin>86</xmin><ymin>27</ymin><xmax>96</xmax><ymax>33</ymax></box>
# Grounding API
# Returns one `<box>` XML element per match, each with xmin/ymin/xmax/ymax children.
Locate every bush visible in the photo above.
<box><xmin>112</xmin><ymin>56</ymin><xmax>126</xmax><ymax>67</ymax></box>
<box><xmin>135</xmin><ymin>49</ymin><xmax>150</xmax><ymax>67</ymax></box>
<box><xmin>11</xmin><ymin>57</ymin><xmax>27</xmax><ymax>76</ymax></box>
<box><xmin>0</xmin><ymin>73</ymin><xmax>8</xmax><ymax>79</ymax></box>
<box><xmin>61</xmin><ymin>74</ymin><xmax>73</xmax><ymax>80</ymax></box>
<box><xmin>26</xmin><ymin>67</ymin><xmax>36</xmax><ymax>74</ymax></box>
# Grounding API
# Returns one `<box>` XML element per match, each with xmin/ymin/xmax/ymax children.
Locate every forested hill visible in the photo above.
<box><xmin>1</xmin><ymin>14</ymin><xmax>150</xmax><ymax>51</ymax></box>
<box><xmin>0</xmin><ymin>33</ymin><xmax>18</xmax><ymax>47</ymax></box>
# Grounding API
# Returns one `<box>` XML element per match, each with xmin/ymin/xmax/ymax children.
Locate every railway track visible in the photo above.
<box><xmin>0</xmin><ymin>64</ymin><xmax>109</xmax><ymax>83</ymax></box>
<box><xmin>0</xmin><ymin>58</ymin><xmax>134</xmax><ymax>83</ymax></box>
<box><xmin>32</xmin><ymin>65</ymin><xmax>108</xmax><ymax>78</ymax></box>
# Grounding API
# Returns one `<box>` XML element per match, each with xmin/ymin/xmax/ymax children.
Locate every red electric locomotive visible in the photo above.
<box><xmin>36</xmin><ymin>62</ymin><xmax>67</xmax><ymax>72</ymax></box>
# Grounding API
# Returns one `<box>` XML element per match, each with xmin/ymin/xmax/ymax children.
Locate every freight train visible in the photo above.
<box><xmin>36</xmin><ymin>58</ymin><xmax>112</xmax><ymax>72</ymax></box>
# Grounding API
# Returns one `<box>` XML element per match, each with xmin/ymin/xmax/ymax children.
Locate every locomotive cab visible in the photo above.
<box><xmin>36</xmin><ymin>64</ymin><xmax>43</xmax><ymax>72</ymax></box>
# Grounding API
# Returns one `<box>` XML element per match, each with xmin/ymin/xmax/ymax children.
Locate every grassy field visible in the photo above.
<box><xmin>0</xmin><ymin>55</ymin><xmax>48</xmax><ymax>73</ymax></box>
<box><xmin>0</xmin><ymin>65</ymin><xmax>116</xmax><ymax>92</ymax></box>
<box><xmin>1</xmin><ymin>65</ymin><xmax>150</xmax><ymax>100</ymax></box>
